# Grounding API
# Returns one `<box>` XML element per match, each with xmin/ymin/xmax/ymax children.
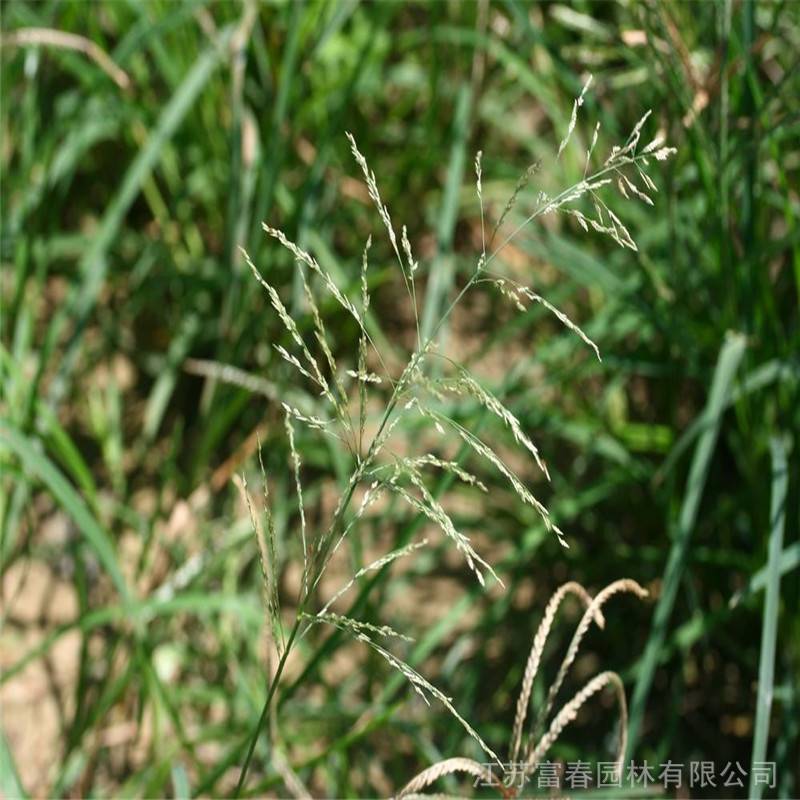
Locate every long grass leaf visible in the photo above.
<box><xmin>729</xmin><ymin>541</ymin><xmax>800</xmax><ymax>609</ymax></box>
<box><xmin>0</xmin><ymin>421</ymin><xmax>131</xmax><ymax>605</ymax></box>
<box><xmin>47</xmin><ymin>26</ymin><xmax>234</xmax><ymax>408</ymax></box>
<box><xmin>0</xmin><ymin>729</ymin><xmax>28</xmax><ymax>800</ymax></box>
<box><xmin>420</xmin><ymin>83</ymin><xmax>472</xmax><ymax>342</ymax></box>
<box><xmin>626</xmin><ymin>332</ymin><xmax>746</xmax><ymax>757</ymax></box>
<box><xmin>749</xmin><ymin>436</ymin><xmax>789</xmax><ymax>799</ymax></box>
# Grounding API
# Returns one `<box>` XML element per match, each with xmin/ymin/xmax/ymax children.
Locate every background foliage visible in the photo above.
<box><xmin>1</xmin><ymin>1</ymin><xmax>798</xmax><ymax>798</ymax></box>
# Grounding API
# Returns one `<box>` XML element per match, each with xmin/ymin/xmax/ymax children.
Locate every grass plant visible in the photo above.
<box><xmin>1</xmin><ymin>3</ymin><xmax>797</xmax><ymax>798</ymax></box>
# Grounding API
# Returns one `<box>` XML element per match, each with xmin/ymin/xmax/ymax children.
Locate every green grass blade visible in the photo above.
<box><xmin>0</xmin><ymin>421</ymin><xmax>131</xmax><ymax>605</ymax></box>
<box><xmin>171</xmin><ymin>764</ymin><xmax>191</xmax><ymax>800</ymax></box>
<box><xmin>46</xmin><ymin>25</ymin><xmax>234</xmax><ymax>408</ymax></box>
<box><xmin>626</xmin><ymin>331</ymin><xmax>746</xmax><ymax>757</ymax></box>
<box><xmin>657</xmin><ymin>359</ymin><xmax>798</xmax><ymax>483</ymax></box>
<box><xmin>729</xmin><ymin>541</ymin><xmax>799</xmax><ymax>609</ymax></box>
<box><xmin>143</xmin><ymin>314</ymin><xmax>200</xmax><ymax>441</ymax></box>
<box><xmin>1</xmin><ymin>593</ymin><xmax>261</xmax><ymax>687</ymax></box>
<box><xmin>247</xmin><ymin>0</ymin><xmax>303</xmax><ymax>247</ymax></box>
<box><xmin>419</xmin><ymin>82</ymin><xmax>472</xmax><ymax>342</ymax></box>
<box><xmin>0</xmin><ymin>728</ymin><xmax>28</xmax><ymax>800</ymax></box>
<box><xmin>749</xmin><ymin>435</ymin><xmax>789</xmax><ymax>799</ymax></box>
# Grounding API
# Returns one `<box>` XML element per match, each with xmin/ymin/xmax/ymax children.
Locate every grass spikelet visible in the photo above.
<box><xmin>391</xmin><ymin>464</ymin><xmax>499</xmax><ymax>587</ymax></box>
<box><xmin>401</xmin><ymin>225</ymin><xmax>418</xmax><ymax>276</ymax></box>
<box><xmin>237</xmin><ymin>469</ymin><xmax>284</xmax><ymax>662</ymax></box>
<box><xmin>606</xmin><ymin>207</ymin><xmax>637</xmax><ymax>250</ymax></box>
<box><xmin>308</xmin><ymin>613</ymin><xmax>502</xmax><ymax>766</ymax></box>
<box><xmin>301</xmin><ymin>274</ymin><xmax>345</xmax><ymax>396</ymax></box>
<box><xmin>242</xmin><ymin>247</ymin><xmax>331</xmax><ymax>398</ymax></box>
<box><xmin>284</xmin><ymin>411</ymin><xmax>308</xmax><ymax>596</ymax></box>
<box><xmin>345</xmin><ymin>132</ymin><xmax>400</xmax><ymax>258</ymax></box>
<box><xmin>509</xmin><ymin>581</ymin><xmax>605</xmax><ymax>763</ymax></box>
<box><xmin>568</xmin><ymin>208</ymin><xmax>590</xmax><ymax>232</ymax></box>
<box><xmin>306</xmin><ymin>611</ymin><xmax>414</xmax><ymax>642</ymax></box>
<box><xmin>319</xmin><ymin>539</ymin><xmax>428</xmax><ymax>616</ymax></box>
<box><xmin>405</xmin><ymin>455</ymin><xmax>488</xmax><ymax>492</ymax></box>
<box><xmin>638</xmin><ymin>167</ymin><xmax>658</xmax><ymax>193</ymax></box>
<box><xmin>489</xmin><ymin>278</ymin><xmax>601</xmax><ymax>361</ymax></box>
<box><xmin>400</xmin><ymin>224</ymin><xmax>421</xmax><ymax>345</ymax></box>
<box><xmin>346</xmin><ymin>132</ymin><xmax>419</xmax><ymax>339</ymax></box>
<box><xmin>557</xmin><ymin>73</ymin><xmax>593</xmax><ymax>159</ymax></box>
<box><xmin>237</xmin><ymin>474</ymin><xmax>272</xmax><ymax>658</ymax></box>
<box><xmin>357</xmin><ymin>236</ymin><xmax>372</xmax><ymax>457</ymax></box>
<box><xmin>274</xmin><ymin>344</ymin><xmax>316</xmax><ymax>384</ymax></box>
<box><xmin>412</xmin><ymin>402</ymin><xmax>557</xmax><ymax>540</ymax></box>
<box><xmin>585</xmin><ymin>120</ymin><xmax>601</xmax><ymax>171</ymax></box>
<box><xmin>262</xmin><ymin>224</ymin><xmax>362</xmax><ymax>324</ymax></box>
<box><xmin>475</xmin><ymin>150</ymin><xmax>485</xmax><ymax>256</ymax></box>
<box><xmin>642</xmin><ymin>134</ymin><xmax>665</xmax><ymax>154</ymax></box>
<box><xmin>653</xmin><ymin>146</ymin><xmax>677</xmax><ymax>161</ymax></box>
<box><xmin>299</xmin><ymin>271</ymin><xmax>355</xmax><ymax>444</ymax></box>
<box><xmin>256</xmin><ymin>439</ymin><xmax>284</xmax><ymax>657</ymax></box>
<box><xmin>620</xmin><ymin>173</ymin><xmax>654</xmax><ymax>206</ymax></box>
<box><xmin>444</xmin><ymin>367</ymin><xmax>551</xmax><ymax>476</ymax></box>
<box><xmin>371</xmin><ymin>637</ymin><xmax>501</xmax><ymax>763</ymax></box>
<box><xmin>281</xmin><ymin>402</ymin><xmax>336</xmax><ymax>433</ymax></box>
<box><xmin>490</xmin><ymin>160</ymin><xmax>540</xmax><ymax>245</ymax></box>
<box><xmin>347</xmin><ymin>368</ymin><xmax>382</xmax><ymax>384</ymax></box>
<box><xmin>620</xmin><ymin>109</ymin><xmax>652</xmax><ymax>156</ymax></box>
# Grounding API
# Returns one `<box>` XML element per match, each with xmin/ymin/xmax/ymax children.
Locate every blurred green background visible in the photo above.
<box><xmin>1</xmin><ymin>1</ymin><xmax>798</xmax><ymax>798</ymax></box>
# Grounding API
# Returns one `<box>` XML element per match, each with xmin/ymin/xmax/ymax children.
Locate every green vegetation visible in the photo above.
<box><xmin>1</xmin><ymin>2</ymin><xmax>797</xmax><ymax>798</ymax></box>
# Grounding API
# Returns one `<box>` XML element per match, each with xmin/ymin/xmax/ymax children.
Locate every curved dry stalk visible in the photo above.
<box><xmin>396</xmin><ymin>758</ymin><xmax>498</xmax><ymax>799</ymax></box>
<box><xmin>524</xmin><ymin>670</ymin><xmax>627</xmax><ymax>776</ymax></box>
<box><xmin>508</xmin><ymin>581</ymin><xmax>605</xmax><ymax>763</ymax></box>
<box><xmin>1</xmin><ymin>27</ymin><xmax>131</xmax><ymax>89</ymax></box>
<box><xmin>402</xmin><ymin>795</ymin><xmax>480</xmax><ymax>800</ymax></box>
<box><xmin>527</xmin><ymin>578</ymin><xmax>647</xmax><ymax>749</ymax></box>
<box><xmin>391</xmin><ymin>578</ymin><xmax>648</xmax><ymax>797</ymax></box>
<box><xmin>272</xmin><ymin>745</ymin><xmax>312</xmax><ymax>800</ymax></box>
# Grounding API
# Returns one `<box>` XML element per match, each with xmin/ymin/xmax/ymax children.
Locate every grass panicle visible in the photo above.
<box><xmin>2</xmin><ymin>4</ymin><xmax>790</xmax><ymax>798</ymax></box>
<box><xmin>236</xmin><ymin>77</ymin><xmax>674</xmax><ymax>790</ymax></box>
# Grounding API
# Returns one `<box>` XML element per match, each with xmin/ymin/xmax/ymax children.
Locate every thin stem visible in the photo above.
<box><xmin>235</xmin><ymin>617</ymin><xmax>302</xmax><ymax>796</ymax></box>
<box><xmin>234</xmin><ymin>356</ymin><xmax>417</xmax><ymax>795</ymax></box>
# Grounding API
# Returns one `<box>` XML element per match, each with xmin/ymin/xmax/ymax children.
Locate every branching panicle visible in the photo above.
<box><xmin>236</xmin><ymin>78</ymin><xmax>675</xmax><ymax>794</ymax></box>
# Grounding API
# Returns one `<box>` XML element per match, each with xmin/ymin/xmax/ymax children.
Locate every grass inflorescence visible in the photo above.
<box><xmin>233</xmin><ymin>79</ymin><xmax>675</xmax><ymax>794</ymax></box>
